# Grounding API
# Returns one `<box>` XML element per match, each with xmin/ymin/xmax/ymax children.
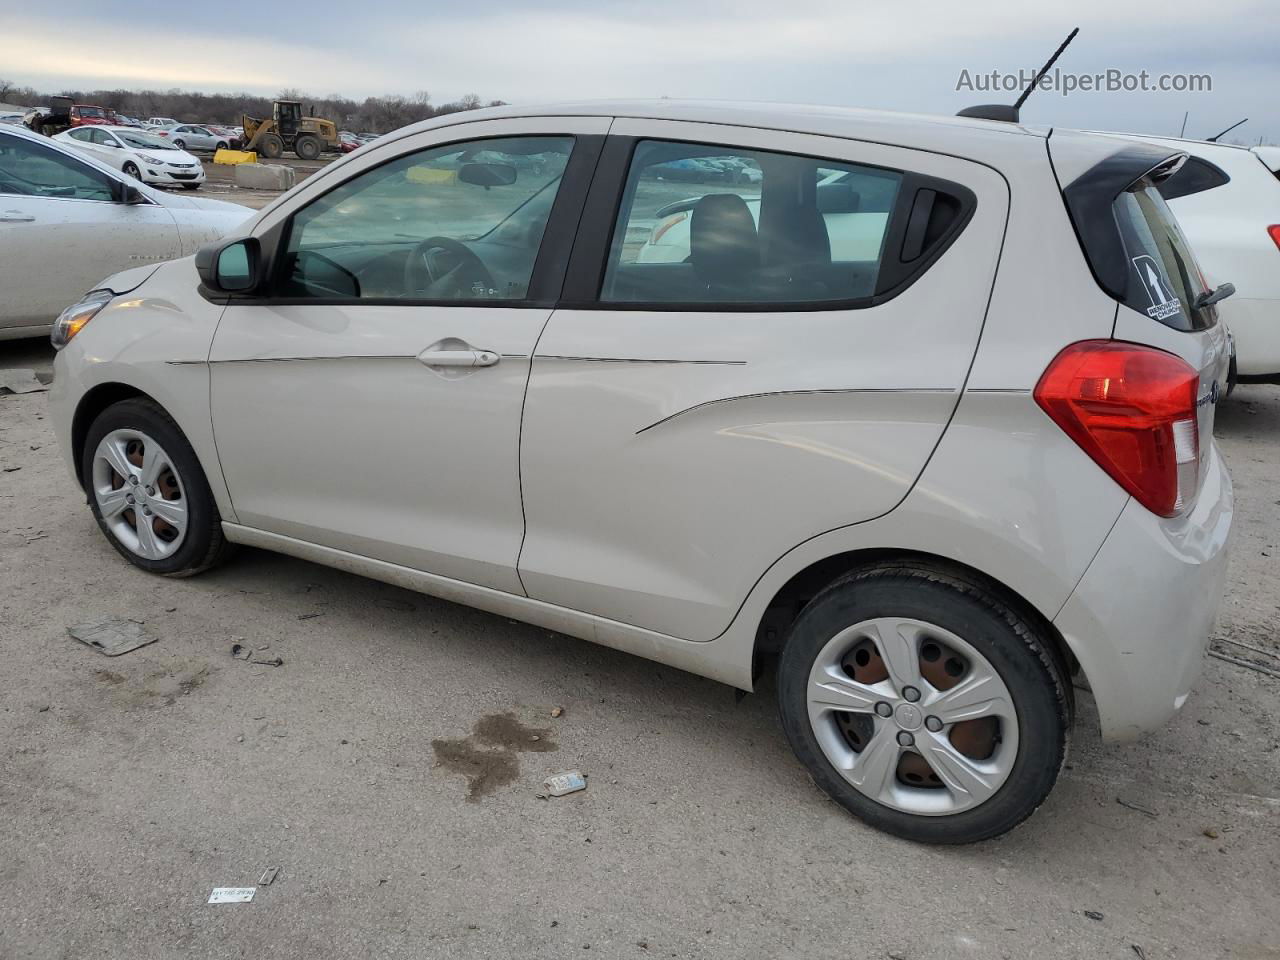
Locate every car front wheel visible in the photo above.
<box><xmin>82</xmin><ymin>399</ymin><xmax>232</xmax><ymax>577</ymax></box>
<box><xmin>123</xmin><ymin>161</ymin><xmax>141</xmax><ymax>179</ymax></box>
<box><xmin>777</xmin><ymin>562</ymin><xmax>1070</xmax><ymax>843</ymax></box>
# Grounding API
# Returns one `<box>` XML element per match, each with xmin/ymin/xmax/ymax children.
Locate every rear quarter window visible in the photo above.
<box><xmin>1113</xmin><ymin>179</ymin><xmax>1212</xmax><ymax>331</ymax></box>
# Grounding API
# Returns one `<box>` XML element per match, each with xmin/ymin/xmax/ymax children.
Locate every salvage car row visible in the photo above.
<box><xmin>2</xmin><ymin>100</ymin><xmax>1278</xmax><ymax>844</ymax></box>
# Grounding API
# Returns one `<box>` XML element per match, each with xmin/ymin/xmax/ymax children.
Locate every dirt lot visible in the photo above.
<box><xmin>197</xmin><ymin>154</ymin><xmax>335</xmax><ymax>210</ymax></box>
<box><xmin>1</xmin><ymin>337</ymin><xmax>1277</xmax><ymax>960</ymax></box>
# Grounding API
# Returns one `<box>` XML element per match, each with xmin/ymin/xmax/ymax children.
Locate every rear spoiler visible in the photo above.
<box><xmin>1060</xmin><ymin>142</ymin><xmax>1187</xmax><ymax>301</ymax></box>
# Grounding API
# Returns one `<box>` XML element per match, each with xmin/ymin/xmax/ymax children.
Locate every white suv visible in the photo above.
<box><xmin>47</xmin><ymin>102</ymin><xmax>1233</xmax><ymax>842</ymax></box>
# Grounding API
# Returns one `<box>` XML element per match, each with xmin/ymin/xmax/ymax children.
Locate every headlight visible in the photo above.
<box><xmin>51</xmin><ymin>289</ymin><xmax>113</xmax><ymax>349</ymax></box>
<box><xmin>139</xmin><ymin>153</ymin><xmax>162</xmax><ymax>163</ymax></box>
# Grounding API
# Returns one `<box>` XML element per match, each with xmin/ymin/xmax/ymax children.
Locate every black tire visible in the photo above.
<box><xmin>123</xmin><ymin>161</ymin><xmax>141</xmax><ymax>180</ymax></box>
<box><xmin>776</xmin><ymin>561</ymin><xmax>1070</xmax><ymax>844</ymax></box>
<box><xmin>259</xmin><ymin>133</ymin><xmax>284</xmax><ymax>159</ymax></box>
<box><xmin>82</xmin><ymin>399</ymin><xmax>233</xmax><ymax>577</ymax></box>
<box><xmin>215</xmin><ymin>141</ymin><xmax>228</xmax><ymax>152</ymax></box>
<box><xmin>180</xmin><ymin>183</ymin><xmax>201</xmax><ymax>191</ymax></box>
<box><xmin>173</xmin><ymin>139</ymin><xmax>186</xmax><ymax>150</ymax></box>
<box><xmin>294</xmin><ymin>135</ymin><xmax>321</xmax><ymax>161</ymax></box>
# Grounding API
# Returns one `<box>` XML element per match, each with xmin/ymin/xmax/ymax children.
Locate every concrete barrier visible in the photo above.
<box><xmin>234</xmin><ymin>163</ymin><xmax>296</xmax><ymax>191</ymax></box>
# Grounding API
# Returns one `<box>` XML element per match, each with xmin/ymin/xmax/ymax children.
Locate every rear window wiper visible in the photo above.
<box><xmin>1194</xmin><ymin>281</ymin><xmax>1235</xmax><ymax>310</ymax></box>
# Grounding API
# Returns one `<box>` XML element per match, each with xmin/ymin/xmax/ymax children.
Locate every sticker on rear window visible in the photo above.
<box><xmin>1132</xmin><ymin>255</ymin><xmax>1182</xmax><ymax>321</ymax></box>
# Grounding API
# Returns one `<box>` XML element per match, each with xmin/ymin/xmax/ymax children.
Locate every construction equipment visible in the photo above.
<box><xmin>240</xmin><ymin>100</ymin><xmax>338</xmax><ymax>161</ymax></box>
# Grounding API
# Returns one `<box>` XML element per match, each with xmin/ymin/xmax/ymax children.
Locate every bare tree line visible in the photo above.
<box><xmin>0</xmin><ymin>79</ymin><xmax>506</xmax><ymax>134</ymax></box>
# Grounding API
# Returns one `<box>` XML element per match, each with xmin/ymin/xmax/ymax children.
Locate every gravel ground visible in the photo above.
<box><xmin>1</xmin><ymin>337</ymin><xmax>1277</xmax><ymax>960</ymax></box>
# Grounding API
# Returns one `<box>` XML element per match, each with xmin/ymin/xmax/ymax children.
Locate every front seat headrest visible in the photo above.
<box><xmin>690</xmin><ymin>193</ymin><xmax>758</xmax><ymax>289</ymax></box>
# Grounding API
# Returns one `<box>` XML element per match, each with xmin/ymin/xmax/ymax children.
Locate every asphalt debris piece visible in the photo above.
<box><xmin>0</xmin><ymin>368</ymin><xmax>48</xmax><ymax>395</ymax></box>
<box><xmin>68</xmin><ymin>618</ymin><xmax>158</xmax><ymax>657</ymax></box>
<box><xmin>259</xmin><ymin>866</ymin><xmax>280</xmax><ymax>886</ymax></box>
<box><xmin>1084</xmin><ymin>910</ymin><xmax>1104</xmax><ymax>922</ymax></box>
<box><xmin>1115</xmin><ymin>797</ymin><xmax>1158</xmax><ymax>818</ymax></box>
<box><xmin>550</xmin><ymin>706</ymin><xmax>564</xmax><ymax>718</ymax></box>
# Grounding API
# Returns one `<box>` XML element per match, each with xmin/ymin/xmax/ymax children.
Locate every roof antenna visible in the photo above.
<box><xmin>1205</xmin><ymin>118</ymin><xmax>1247</xmax><ymax>142</ymax></box>
<box><xmin>957</xmin><ymin>27</ymin><xmax>1079</xmax><ymax>123</ymax></box>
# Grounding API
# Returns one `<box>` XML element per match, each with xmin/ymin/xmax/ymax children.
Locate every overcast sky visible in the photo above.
<box><xmin>4</xmin><ymin>0</ymin><xmax>1278</xmax><ymax>142</ymax></box>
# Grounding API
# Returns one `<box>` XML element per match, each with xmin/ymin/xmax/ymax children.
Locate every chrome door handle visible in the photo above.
<box><xmin>0</xmin><ymin>211</ymin><xmax>35</xmax><ymax>223</ymax></box>
<box><xmin>417</xmin><ymin>349</ymin><xmax>500</xmax><ymax>368</ymax></box>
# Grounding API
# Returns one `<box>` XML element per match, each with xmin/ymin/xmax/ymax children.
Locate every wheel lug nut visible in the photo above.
<box><xmin>925</xmin><ymin>716</ymin><xmax>943</xmax><ymax>732</ymax></box>
<box><xmin>896</xmin><ymin>731</ymin><xmax>915</xmax><ymax>747</ymax></box>
<box><xmin>903</xmin><ymin>686</ymin><xmax>921</xmax><ymax>703</ymax></box>
<box><xmin>145</xmin><ymin>486</ymin><xmax>155</xmax><ymax>496</ymax></box>
<box><xmin>874</xmin><ymin>702</ymin><xmax>892</xmax><ymax>718</ymax></box>
<box><xmin>128</xmin><ymin>475</ymin><xmax>138</xmax><ymax>485</ymax></box>
<box><xmin>125</xmin><ymin>495</ymin><xmax>135</xmax><ymax>504</ymax></box>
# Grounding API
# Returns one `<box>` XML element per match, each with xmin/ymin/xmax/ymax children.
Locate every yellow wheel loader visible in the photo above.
<box><xmin>240</xmin><ymin>100</ymin><xmax>339</xmax><ymax>161</ymax></box>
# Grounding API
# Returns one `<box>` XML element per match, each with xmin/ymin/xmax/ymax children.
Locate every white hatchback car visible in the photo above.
<box><xmin>48</xmin><ymin>102</ymin><xmax>1233</xmax><ymax>843</ymax></box>
<box><xmin>0</xmin><ymin>124</ymin><xmax>249</xmax><ymax>340</ymax></box>
<box><xmin>55</xmin><ymin>125</ymin><xmax>206</xmax><ymax>189</ymax></box>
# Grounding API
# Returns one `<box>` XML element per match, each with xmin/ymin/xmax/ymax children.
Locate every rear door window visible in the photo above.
<box><xmin>601</xmin><ymin>140</ymin><xmax>902</xmax><ymax>305</ymax></box>
<box><xmin>1113</xmin><ymin>179</ymin><xmax>1213</xmax><ymax>331</ymax></box>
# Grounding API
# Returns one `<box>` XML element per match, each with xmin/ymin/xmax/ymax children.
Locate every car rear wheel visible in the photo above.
<box><xmin>215</xmin><ymin>141</ymin><xmax>228</xmax><ymax>151</ymax></box>
<box><xmin>776</xmin><ymin>562</ymin><xmax>1069</xmax><ymax>843</ymax></box>
<box><xmin>123</xmin><ymin>161</ymin><xmax>141</xmax><ymax>179</ymax></box>
<box><xmin>172</xmin><ymin>139</ymin><xmax>186</xmax><ymax>150</ymax></box>
<box><xmin>294</xmin><ymin>135</ymin><xmax>321</xmax><ymax>161</ymax></box>
<box><xmin>82</xmin><ymin>399</ymin><xmax>232</xmax><ymax>577</ymax></box>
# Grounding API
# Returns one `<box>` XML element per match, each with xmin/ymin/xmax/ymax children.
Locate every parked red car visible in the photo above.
<box><xmin>69</xmin><ymin>104</ymin><xmax>117</xmax><ymax>127</ymax></box>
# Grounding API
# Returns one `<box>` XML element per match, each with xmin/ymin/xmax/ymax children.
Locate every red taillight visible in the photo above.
<box><xmin>1268</xmin><ymin>224</ymin><xmax>1280</xmax><ymax>250</ymax></box>
<box><xmin>1034</xmin><ymin>340</ymin><xmax>1200</xmax><ymax>517</ymax></box>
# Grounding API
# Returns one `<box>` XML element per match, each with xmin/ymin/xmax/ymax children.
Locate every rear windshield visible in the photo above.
<box><xmin>1112</xmin><ymin>178</ymin><xmax>1213</xmax><ymax>331</ymax></box>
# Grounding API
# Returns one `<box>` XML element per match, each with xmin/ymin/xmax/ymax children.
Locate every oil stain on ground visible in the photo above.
<box><xmin>431</xmin><ymin>712</ymin><xmax>557</xmax><ymax>801</ymax></box>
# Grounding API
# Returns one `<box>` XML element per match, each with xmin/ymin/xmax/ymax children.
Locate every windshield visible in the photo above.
<box><xmin>78</xmin><ymin>106</ymin><xmax>106</xmax><ymax>118</ymax></box>
<box><xmin>118</xmin><ymin>131</ymin><xmax>177</xmax><ymax>150</ymax></box>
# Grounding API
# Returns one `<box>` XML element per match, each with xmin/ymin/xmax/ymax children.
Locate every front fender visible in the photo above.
<box><xmin>50</xmin><ymin>259</ymin><xmax>236</xmax><ymax>523</ymax></box>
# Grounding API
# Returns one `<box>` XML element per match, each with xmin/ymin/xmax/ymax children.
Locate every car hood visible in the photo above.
<box><xmin>151</xmin><ymin>191</ymin><xmax>251</xmax><ymax>215</ymax></box>
<box><xmin>96</xmin><ymin>262</ymin><xmax>163</xmax><ymax>295</ymax></box>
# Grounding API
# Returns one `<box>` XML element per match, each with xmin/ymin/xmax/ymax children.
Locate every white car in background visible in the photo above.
<box><xmin>1104</xmin><ymin>133</ymin><xmax>1280</xmax><ymax>381</ymax></box>
<box><xmin>0</xmin><ymin>124</ymin><xmax>249</xmax><ymax>340</ymax></box>
<box><xmin>55</xmin><ymin>125</ymin><xmax>206</xmax><ymax>190</ymax></box>
<box><xmin>145</xmin><ymin>117</ymin><xmax>180</xmax><ymax>129</ymax></box>
<box><xmin>153</xmin><ymin>123</ymin><xmax>231</xmax><ymax>153</ymax></box>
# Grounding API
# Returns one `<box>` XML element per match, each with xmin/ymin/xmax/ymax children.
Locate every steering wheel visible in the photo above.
<box><xmin>403</xmin><ymin>236</ymin><xmax>495</xmax><ymax>299</ymax></box>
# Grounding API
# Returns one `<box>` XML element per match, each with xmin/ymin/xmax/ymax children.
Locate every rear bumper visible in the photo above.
<box><xmin>1053</xmin><ymin>443</ymin><xmax>1233</xmax><ymax>742</ymax></box>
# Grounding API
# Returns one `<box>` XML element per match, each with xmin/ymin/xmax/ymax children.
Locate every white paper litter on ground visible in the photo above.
<box><xmin>208</xmin><ymin>887</ymin><xmax>256</xmax><ymax>903</ymax></box>
<box><xmin>543</xmin><ymin>771</ymin><xmax>587</xmax><ymax>796</ymax></box>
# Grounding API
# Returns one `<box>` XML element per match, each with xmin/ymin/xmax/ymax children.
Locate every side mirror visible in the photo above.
<box><xmin>195</xmin><ymin>237</ymin><xmax>260</xmax><ymax>294</ymax></box>
<box><xmin>458</xmin><ymin>162</ymin><xmax>517</xmax><ymax>187</ymax></box>
<box><xmin>116</xmin><ymin>182</ymin><xmax>147</xmax><ymax>205</ymax></box>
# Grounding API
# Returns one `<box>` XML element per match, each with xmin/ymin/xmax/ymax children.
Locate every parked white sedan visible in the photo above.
<box><xmin>0</xmin><ymin>124</ymin><xmax>249</xmax><ymax>340</ymax></box>
<box><xmin>55</xmin><ymin>125</ymin><xmax>206</xmax><ymax>190</ymax></box>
